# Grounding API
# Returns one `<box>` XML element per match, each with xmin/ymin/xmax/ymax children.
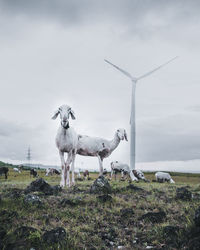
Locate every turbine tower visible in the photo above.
<box><xmin>105</xmin><ymin>57</ymin><xmax>178</xmax><ymax>171</ymax></box>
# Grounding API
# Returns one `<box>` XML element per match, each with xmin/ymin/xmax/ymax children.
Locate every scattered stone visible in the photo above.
<box><xmin>24</xmin><ymin>194</ymin><xmax>42</xmax><ymax>206</ymax></box>
<box><xmin>176</xmin><ymin>187</ymin><xmax>192</xmax><ymax>201</ymax></box>
<box><xmin>120</xmin><ymin>208</ymin><xmax>134</xmax><ymax>218</ymax></box>
<box><xmin>42</xmin><ymin>227</ymin><xmax>67</xmax><ymax>244</ymax></box>
<box><xmin>90</xmin><ymin>176</ymin><xmax>112</xmax><ymax>194</ymax></box>
<box><xmin>194</xmin><ymin>206</ymin><xmax>200</xmax><ymax>227</ymax></box>
<box><xmin>97</xmin><ymin>194</ymin><xmax>112</xmax><ymax>202</ymax></box>
<box><xmin>140</xmin><ymin>211</ymin><xmax>166</xmax><ymax>223</ymax></box>
<box><xmin>60</xmin><ymin>196</ymin><xmax>84</xmax><ymax>206</ymax></box>
<box><xmin>25</xmin><ymin>178</ymin><xmax>61</xmax><ymax>195</ymax></box>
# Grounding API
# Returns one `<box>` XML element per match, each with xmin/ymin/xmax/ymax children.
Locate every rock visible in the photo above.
<box><xmin>7</xmin><ymin>188</ymin><xmax>23</xmax><ymax>199</ymax></box>
<box><xmin>24</xmin><ymin>194</ymin><xmax>42</xmax><ymax>206</ymax></box>
<box><xmin>4</xmin><ymin>226</ymin><xmax>41</xmax><ymax>250</ymax></box>
<box><xmin>120</xmin><ymin>208</ymin><xmax>134</xmax><ymax>218</ymax></box>
<box><xmin>140</xmin><ymin>211</ymin><xmax>166</xmax><ymax>223</ymax></box>
<box><xmin>126</xmin><ymin>184</ymin><xmax>144</xmax><ymax>192</ymax></box>
<box><xmin>163</xmin><ymin>225</ymin><xmax>180</xmax><ymax>247</ymax></box>
<box><xmin>25</xmin><ymin>178</ymin><xmax>61</xmax><ymax>195</ymax></box>
<box><xmin>194</xmin><ymin>207</ymin><xmax>200</xmax><ymax>227</ymax></box>
<box><xmin>42</xmin><ymin>227</ymin><xmax>67</xmax><ymax>245</ymax></box>
<box><xmin>90</xmin><ymin>176</ymin><xmax>112</xmax><ymax>194</ymax></box>
<box><xmin>51</xmin><ymin>185</ymin><xmax>62</xmax><ymax>195</ymax></box>
<box><xmin>0</xmin><ymin>210</ymin><xmax>18</xmax><ymax>224</ymax></box>
<box><xmin>97</xmin><ymin>194</ymin><xmax>112</xmax><ymax>202</ymax></box>
<box><xmin>188</xmin><ymin>236</ymin><xmax>200</xmax><ymax>250</ymax></box>
<box><xmin>0</xmin><ymin>226</ymin><xmax>6</xmax><ymax>240</ymax></box>
<box><xmin>60</xmin><ymin>197</ymin><xmax>84</xmax><ymax>206</ymax></box>
<box><xmin>176</xmin><ymin>187</ymin><xmax>192</xmax><ymax>201</ymax></box>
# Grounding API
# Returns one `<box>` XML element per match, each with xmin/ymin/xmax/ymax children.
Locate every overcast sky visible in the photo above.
<box><xmin>0</xmin><ymin>0</ymin><xmax>200</xmax><ymax>171</ymax></box>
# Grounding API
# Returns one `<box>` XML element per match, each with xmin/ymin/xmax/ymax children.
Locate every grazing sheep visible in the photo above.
<box><xmin>13</xmin><ymin>167</ymin><xmax>21</xmax><ymax>173</ymax></box>
<box><xmin>0</xmin><ymin>167</ymin><xmax>9</xmax><ymax>179</ymax></box>
<box><xmin>52</xmin><ymin>104</ymin><xmax>78</xmax><ymax>187</ymax></box>
<box><xmin>45</xmin><ymin>168</ymin><xmax>60</xmax><ymax>176</ymax></box>
<box><xmin>83</xmin><ymin>170</ymin><xmax>89</xmax><ymax>180</ymax></box>
<box><xmin>110</xmin><ymin>161</ymin><xmax>138</xmax><ymax>181</ymax></box>
<box><xmin>133</xmin><ymin>170</ymin><xmax>146</xmax><ymax>181</ymax></box>
<box><xmin>30</xmin><ymin>169</ymin><xmax>38</xmax><ymax>178</ymax></box>
<box><xmin>77</xmin><ymin>129</ymin><xmax>128</xmax><ymax>175</ymax></box>
<box><xmin>155</xmin><ymin>172</ymin><xmax>175</xmax><ymax>183</ymax></box>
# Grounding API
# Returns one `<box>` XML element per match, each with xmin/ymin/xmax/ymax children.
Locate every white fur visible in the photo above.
<box><xmin>110</xmin><ymin>161</ymin><xmax>138</xmax><ymax>181</ymax></box>
<box><xmin>13</xmin><ymin>167</ymin><xmax>21</xmax><ymax>173</ymax></box>
<box><xmin>52</xmin><ymin>104</ymin><xmax>78</xmax><ymax>187</ymax></box>
<box><xmin>155</xmin><ymin>171</ymin><xmax>175</xmax><ymax>183</ymax></box>
<box><xmin>77</xmin><ymin>129</ymin><xmax>128</xmax><ymax>175</ymax></box>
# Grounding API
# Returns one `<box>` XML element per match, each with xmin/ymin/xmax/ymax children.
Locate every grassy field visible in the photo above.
<box><xmin>0</xmin><ymin>168</ymin><xmax>200</xmax><ymax>249</ymax></box>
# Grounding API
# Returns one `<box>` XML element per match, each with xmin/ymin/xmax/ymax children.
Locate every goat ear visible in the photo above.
<box><xmin>70</xmin><ymin>110</ymin><xmax>76</xmax><ymax>120</ymax></box>
<box><xmin>124</xmin><ymin>130</ymin><xmax>128</xmax><ymax>141</ymax></box>
<box><xmin>51</xmin><ymin>110</ymin><xmax>60</xmax><ymax>120</ymax></box>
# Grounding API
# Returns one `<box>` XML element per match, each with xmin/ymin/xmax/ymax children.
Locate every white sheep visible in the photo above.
<box><xmin>155</xmin><ymin>171</ymin><xmax>175</xmax><ymax>183</ymax></box>
<box><xmin>13</xmin><ymin>167</ymin><xmax>21</xmax><ymax>173</ymax></box>
<box><xmin>52</xmin><ymin>104</ymin><xmax>78</xmax><ymax>187</ymax></box>
<box><xmin>77</xmin><ymin>129</ymin><xmax>128</xmax><ymax>175</ymax></box>
<box><xmin>110</xmin><ymin>161</ymin><xmax>138</xmax><ymax>181</ymax></box>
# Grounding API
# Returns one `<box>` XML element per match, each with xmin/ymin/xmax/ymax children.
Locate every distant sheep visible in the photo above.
<box><xmin>110</xmin><ymin>161</ymin><xmax>138</xmax><ymax>181</ymax></box>
<box><xmin>46</xmin><ymin>168</ymin><xmax>60</xmax><ymax>176</ymax></box>
<box><xmin>30</xmin><ymin>169</ymin><xmax>38</xmax><ymax>178</ymax></box>
<box><xmin>13</xmin><ymin>168</ymin><xmax>21</xmax><ymax>173</ymax></box>
<box><xmin>83</xmin><ymin>170</ymin><xmax>89</xmax><ymax>180</ymax></box>
<box><xmin>155</xmin><ymin>172</ymin><xmax>175</xmax><ymax>183</ymax></box>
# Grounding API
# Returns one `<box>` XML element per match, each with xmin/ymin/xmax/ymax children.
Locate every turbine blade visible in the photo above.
<box><xmin>104</xmin><ymin>59</ymin><xmax>134</xmax><ymax>80</ymax></box>
<box><xmin>137</xmin><ymin>56</ymin><xmax>178</xmax><ymax>80</ymax></box>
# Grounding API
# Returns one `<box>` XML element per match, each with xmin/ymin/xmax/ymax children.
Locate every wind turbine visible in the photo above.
<box><xmin>105</xmin><ymin>56</ymin><xmax>178</xmax><ymax>171</ymax></box>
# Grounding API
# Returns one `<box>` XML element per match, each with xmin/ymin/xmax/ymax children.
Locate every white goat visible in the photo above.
<box><xmin>52</xmin><ymin>104</ymin><xmax>78</xmax><ymax>187</ymax></box>
<box><xmin>77</xmin><ymin>129</ymin><xmax>128</xmax><ymax>175</ymax></box>
<box><xmin>110</xmin><ymin>161</ymin><xmax>138</xmax><ymax>181</ymax></box>
<box><xmin>155</xmin><ymin>172</ymin><xmax>175</xmax><ymax>183</ymax></box>
<box><xmin>13</xmin><ymin>167</ymin><xmax>21</xmax><ymax>173</ymax></box>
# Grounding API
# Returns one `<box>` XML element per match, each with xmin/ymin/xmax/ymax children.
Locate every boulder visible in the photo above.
<box><xmin>97</xmin><ymin>194</ymin><xmax>112</xmax><ymax>202</ymax></box>
<box><xmin>25</xmin><ymin>178</ymin><xmax>61</xmax><ymax>195</ymax></box>
<box><xmin>90</xmin><ymin>176</ymin><xmax>112</xmax><ymax>194</ymax></box>
<box><xmin>120</xmin><ymin>208</ymin><xmax>134</xmax><ymax>218</ymax></box>
<box><xmin>24</xmin><ymin>194</ymin><xmax>42</xmax><ymax>206</ymax></box>
<box><xmin>60</xmin><ymin>197</ymin><xmax>84</xmax><ymax>206</ymax></box>
<box><xmin>42</xmin><ymin>227</ymin><xmax>67</xmax><ymax>245</ymax></box>
<box><xmin>176</xmin><ymin>187</ymin><xmax>192</xmax><ymax>201</ymax></box>
<box><xmin>140</xmin><ymin>211</ymin><xmax>166</xmax><ymax>223</ymax></box>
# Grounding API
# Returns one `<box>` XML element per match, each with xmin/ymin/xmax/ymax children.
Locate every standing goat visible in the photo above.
<box><xmin>52</xmin><ymin>104</ymin><xmax>78</xmax><ymax>187</ymax></box>
<box><xmin>77</xmin><ymin>129</ymin><xmax>128</xmax><ymax>175</ymax></box>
